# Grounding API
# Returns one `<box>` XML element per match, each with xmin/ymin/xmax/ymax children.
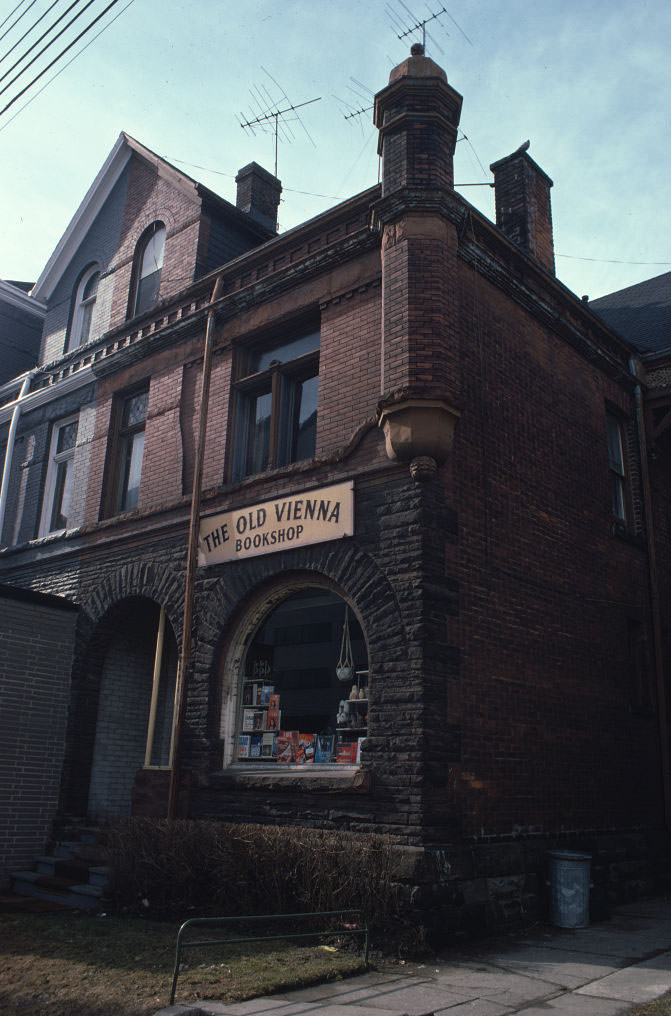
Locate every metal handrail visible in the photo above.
<box><xmin>169</xmin><ymin>908</ymin><xmax>369</xmax><ymax>1004</ymax></box>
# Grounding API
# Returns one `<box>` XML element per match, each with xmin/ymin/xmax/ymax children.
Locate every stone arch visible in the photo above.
<box><xmin>190</xmin><ymin>541</ymin><xmax>409</xmax><ymax>769</ymax></box>
<box><xmin>60</xmin><ymin>561</ymin><xmax>183</xmax><ymax>817</ymax></box>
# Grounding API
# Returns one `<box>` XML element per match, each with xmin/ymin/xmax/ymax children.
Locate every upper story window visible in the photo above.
<box><xmin>232</xmin><ymin>329</ymin><xmax>319</xmax><ymax>481</ymax></box>
<box><xmin>606</xmin><ymin>411</ymin><xmax>628</xmax><ymax>523</ymax></box>
<box><xmin>132</xmin><ymin>223</ymin><xmax>166</xmax><ymax>317</ymax></box>
<box><xmin>39</xmin><ymin>415</ymin><xmax>78</xmax><ymax>537</ymax></box>
<box><xmin>115</xmin><ymin>388</ymin><xmax>148</xmax><ymax>513</ymax></box>
<box><xmin>68</xmin><ymin>265</ymin><xmax>99</xmax><ymax>350</ymax></box>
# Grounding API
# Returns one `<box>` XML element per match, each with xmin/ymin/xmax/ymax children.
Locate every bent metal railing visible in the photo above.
<box><xmin>169</xmin><ymin>908</ymin><xmax>370</xmax><ymax>1004</ymax></box>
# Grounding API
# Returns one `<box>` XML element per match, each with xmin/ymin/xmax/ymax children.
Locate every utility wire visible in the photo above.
<box><xmin>0</xmin><ymin>0</ymin><xmax>123</xmax><ymax>115</ymax></box>
<box><xmin>0</xmin><ymin>0</ymin><xmax>98</xmax><ymax>98</ymax></box>
<box><xmin>0</xmin><ymin>0</ymin><xmax>132</xmax><ymax>133</ymax></box>
<box><xmin>0</xmin><ymin>0</ymin><xmax>37</xmax><ymax>45</ymax></box>
<box><xmin>557</xmin><ymin>254</ymin><xmax>671</xmax><ymax>267</ymax></box>
<box><xmin>0</xmin><ymin>0</ymin><xmax>30</xmax><ymax>33</ymax></box>
<box><xmin>0</xmin><ymin>0</ymin><xmax>64</xmax><ymax>68</ymax></box>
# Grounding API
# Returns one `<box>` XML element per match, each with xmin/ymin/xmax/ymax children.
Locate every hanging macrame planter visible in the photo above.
<box><xmin>336</xmin><ymin>605</ymin><xmax>354</xmax><ymax>684</ymax></box>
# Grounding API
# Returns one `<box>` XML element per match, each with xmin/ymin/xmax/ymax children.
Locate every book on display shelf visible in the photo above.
<box><xmin>296</xmin><ymin>733</ymin><xmax>315</xmax><ymax>764</ymax></box>
<box><xmin>259</xmin><ymin>684</ymin><xmax>275</xmax><ymax>706</ymax></box>
<box><xmin>261</xmin><ymin>732</ymin><xmax>277</xmax><ymax>758</ymax></box>
<box><xmin>315</xmin><ymin>733</ymin><xmax>334</xmax><ymax>763</ymax></box>
<box><xmin>252</xmin><ymin>710</ymin><xmax>266</xmax><ymax>731</ymax></box>
<box><xmin>267</xmin><ymin>704</ymin><xmax>280</xmax><ymax>730</ymax></box>
<box><xmin>250</xmin><ymin>734</ymin><xmax>263</xmax><ymax>758</ymax></box>
<box><xmin>238</xmin><ymin>734</ymin><xmax>251</xmax><ymax>758</ymax></box>
<box><xmin>276</xmin><ymin>730</ymin><xmax>298</xmax><ymax>764</ymax></box>
<box><xmin>336</xmin><ymin>741</ymin><xmax>357</xmax><ymax>764</ymax></box>
<box><xmin>242</xmin><ymin>708</ymin><xmax>256</xmax><ymax>732</ymax></box>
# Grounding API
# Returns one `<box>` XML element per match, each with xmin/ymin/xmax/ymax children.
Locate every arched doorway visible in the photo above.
<box><xmin>219</xmin><ymin>582</ymin><xmax>369</xmax><ymax>767</ymax></box>
<box><xmin>87</xmin><ymin>597</ymin><xmax>177</xmax><ymax>820</ymax></box>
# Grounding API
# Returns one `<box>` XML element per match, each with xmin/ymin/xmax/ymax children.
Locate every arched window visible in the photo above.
<box><xmin>228</xmin><ymin>587</ymin><xmax>369</xmax><ymax>766</ymax></box>
<box><xmin>132</xmin><ymin>223</ymin><xmax>166</xmax><ymax>316</ymax></box>
<box><xmin>68</xmin><ymin>264</ymin><xmax>99</xmax><ymax>350</ymax></box>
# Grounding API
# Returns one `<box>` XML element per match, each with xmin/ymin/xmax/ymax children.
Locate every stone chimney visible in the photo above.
<box><xmin>489</xmin><ymin>142</ymin><xmax>555</xmax><ymax>275</ymax></box>
<box><xmin>235</xmin><ymin>162</ymin><xmax>281</xmax><ymax>232</ymax></box>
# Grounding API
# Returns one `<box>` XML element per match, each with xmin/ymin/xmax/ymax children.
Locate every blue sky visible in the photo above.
<box><xmin>0</xmin><ymin>0</ymin><xmax>669</xmax><ymax>300</ymax></box>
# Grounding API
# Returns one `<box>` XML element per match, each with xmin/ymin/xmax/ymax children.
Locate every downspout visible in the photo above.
<box><xmin>0</xmin><ymin>371</ymin><xmax>35</xmax><ymax>544</ymax></box>
<box><xmin>631</xmin><ymin>356</ymin><xmax>671</xmax><ymax>831</ymax></box>
<box><xmin>168</xmin><ymin>273</ymin><xmax>225</xmax><ymax>820</ymax></box>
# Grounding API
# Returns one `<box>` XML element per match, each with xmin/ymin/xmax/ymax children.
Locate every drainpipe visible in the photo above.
<box><xmin>168</xmin><ymin>273</ymin><xmax>225</xmax><ymax>820</ymax></box>
<box><xmin>631</xmin><ymin>357</ymin><xmax>671</xmax><ymax>831</ymax></box>
<box><xmin>0</xmin><ymin>371</ymin><xmax>34</xmax><ymax>544</ymax></box>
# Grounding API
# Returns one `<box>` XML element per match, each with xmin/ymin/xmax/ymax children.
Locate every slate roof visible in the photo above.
<box><xmin>590</xmin><ymin>271</ymin><xmax>671</xmax><ymax>355</ymax></box>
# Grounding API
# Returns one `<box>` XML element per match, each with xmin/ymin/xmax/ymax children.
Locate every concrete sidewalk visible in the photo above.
<box><xmin>158</xmin><ymin>899</ymin><xmax>671</xmax><ymax>1016</ymax></box>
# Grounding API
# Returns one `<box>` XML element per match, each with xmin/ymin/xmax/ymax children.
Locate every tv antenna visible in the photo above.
<box><xmin>238</xmin><ymin>68</ymin><xmax>320</xmax><ymax>178</ymax></box>
<box><xmin>386</xmin><ymin>2</ymin><xmax>473</xmax><ymax>55</ymax></box>
<box><xmin>334</xmin><ymin>76</ymin><xmax>375</xmax><ymax>128</ymax></box>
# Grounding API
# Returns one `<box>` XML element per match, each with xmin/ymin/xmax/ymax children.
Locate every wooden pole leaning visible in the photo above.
<box><xmin>167</xmin><ymin>273</ymin><xmax>225</xmax><ymax>820</ymax></box>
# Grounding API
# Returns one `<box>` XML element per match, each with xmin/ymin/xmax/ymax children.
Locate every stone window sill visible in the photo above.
<box><xmin>206</xmin><ymin>764</ymin><xmax>372</xmax><ymax>794</ymax></box>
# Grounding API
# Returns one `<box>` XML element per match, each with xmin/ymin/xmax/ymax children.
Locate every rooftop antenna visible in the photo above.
<box><xmin>386</xmin><ymin>2</ymin><xmax>454</xmax><ymax>57</ymax></box>
<box><xmin>238</xmin><ymin>67</ymin><xmax>320</xmax><ymax>178</ymax></box>
<box><xmin>334</xmin><ymin>76</ymin><xmax>375</xmax><ymax>129</ymax></box>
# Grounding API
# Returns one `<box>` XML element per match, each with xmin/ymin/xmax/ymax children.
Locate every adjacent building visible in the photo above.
<box><xmin>1</xmin><ymin>45</ymin><xmax>670</xmax><ymax>927</ymax></box>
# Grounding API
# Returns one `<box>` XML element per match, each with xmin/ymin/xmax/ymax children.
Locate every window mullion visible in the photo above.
<box><xmin>268</xmin><ymin>369</ymin><xmax>282</xmax><ymax>469</ymax></box>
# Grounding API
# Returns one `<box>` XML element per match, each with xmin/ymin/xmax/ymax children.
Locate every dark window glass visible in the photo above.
<box><xmin>116</xmin><ymin>389</ymin><xmax>148</xmax><ymax>512</ymax></box>
<box><xmin>233</xmin><ymin>330</ymin><xmax>319</xmax><ymax>481</ymax></box>
<box><xmin>134</xmin><ymin>225</ymin><xmax>165</xmax><ymax>316</ymax></box>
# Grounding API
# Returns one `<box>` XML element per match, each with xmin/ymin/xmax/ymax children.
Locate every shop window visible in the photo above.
<box><xmin>113</xmin><ymin>388</ymin><xmax>148</xmax><ymax>513</ymax></box>
<box><xmin>132</xmin><ymin>223</ymin><xmax>165</xmax><ymax>317</ymax></box>
<box><xmin>234</xmin><ymin>587</ymin><xmax>368</xmax><ymax>766</ymax></box>
<box><xmin>68</xmin><ymin>265</ymin><xmax>99</xmax><ymax>350</ymax></box>
<box><xmin>232</xmin><ymin>329</ymin><xmax>319</xmax><ymax>481</ymax></box>
<box><xmin>39</xmin><ymin>415</ymin><xmax>79</xmax><ymax>536</ymax></box>
<box><xmin>606</xmin><ymin>412</ymin><xmax>628</xmax><ymax>525</ymax></box>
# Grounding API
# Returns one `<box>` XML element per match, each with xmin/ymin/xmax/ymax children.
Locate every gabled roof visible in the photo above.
<box><xmin>590</xmin><ymin>271</ymin><xmax>671</xmax><ymax>355</ymax></box>
<box><xmin>31</xmin><ymin>133</ymin><xmax>269</xmax><ymax>303</ymax></box>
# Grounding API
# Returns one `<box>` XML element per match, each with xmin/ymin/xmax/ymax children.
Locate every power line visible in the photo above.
<box><xmin>0</xmin><ymin>0</ymin><xmax>63</xmax><ymax>68</ymax></box>
<box><xmin>0</xmin><ymin>0</ymin><xmax>99</xmax><ymax>98</ymax></box>
<box><xmin>0</xmin><ymin>0</ymin><xmax>132</xmax><ymax>129</ymax></box>
<box><xmin>557</xmin><ymin>254</ymin><xmax>671</xmax><ymax>267</ymax></box>
<box><xmin>0</xmin><ymin>0</ymin><xmax>31</xmax><ymax>34</ymax></box>
<box><xmin>0</xmin><ymin>0</ymin><xmax>124</xmax><ymax>116</ymax></box>
<box><xmin>0</xmin><ymin>0</ymin><xmax>37</xmax><ymax>45</ymax></box>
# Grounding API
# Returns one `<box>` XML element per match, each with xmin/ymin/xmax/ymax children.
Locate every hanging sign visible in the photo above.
<box><xmin>198</xmin><ymin>481</ymin><xmax>354</xmax><ymax>566</ymax></box>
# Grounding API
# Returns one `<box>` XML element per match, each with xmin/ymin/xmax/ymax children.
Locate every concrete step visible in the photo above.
<box><xmin>11</xmin><ymin>871</ymin><xmax>104</xmax><ymax>911</ymax></box>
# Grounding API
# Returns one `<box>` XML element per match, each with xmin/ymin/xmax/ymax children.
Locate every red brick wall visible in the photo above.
<box><xmin>442</xmin><ymin>259</ymin><xmax>661</xmax><ymax>838</ymax></box>
<box><xmin>317</xmin><ymin>284</ymin><xmax>381</xmax><ymax>457</ymax></box>
<box><xmin>108</xmin><ymin>155</ymin><xmax>201</xmax><ymax>328</ymax></box>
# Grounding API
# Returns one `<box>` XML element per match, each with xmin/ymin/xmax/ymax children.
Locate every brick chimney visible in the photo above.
<box><xmin>235</xmin><ymin>162</ymin><xmax>281</xmax><ymax>232</ymax></box>
<box><xmin>489</xmin><ymin>142</ymin><xmax>555</xmax><ymax>275</ymax></box>
<box><xmin>374</xmin><ymin>42</ymin><xmax>462</xmax><ymax>194</ymax></box>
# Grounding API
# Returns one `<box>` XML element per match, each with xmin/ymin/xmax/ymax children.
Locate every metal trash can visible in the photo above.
<box><xmin>547</xmin><ymin>850</ymin><xmax>592</xmax><ymax>928</ymax></box>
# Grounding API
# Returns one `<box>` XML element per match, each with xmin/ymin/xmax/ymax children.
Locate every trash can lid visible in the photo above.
<box><xmin>547</xmin><ymin>849</ymin><xmax>592</xmax><ymax>861</ymax></box>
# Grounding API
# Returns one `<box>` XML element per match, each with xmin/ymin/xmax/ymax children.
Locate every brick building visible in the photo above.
<box><xmin>1</xmin><ymin>45</ymin><xmax>670</xmax><ymax>926</ymax></box>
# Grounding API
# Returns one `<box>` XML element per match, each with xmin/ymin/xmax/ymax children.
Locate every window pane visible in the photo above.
<box><xmin>82</xmin><ymin>270</ymin><xmax>99</xmax><ymax>302</ymax></box>
<box><xmin>123</xmin><ymin>391</ymin><xmax>149</xmax><ymax>428</ymax></box>
<box><xmin>141</xmin><ymin>228</ymin><xmax>165</xmax><ymax>279</ymax></box>
<box><xmin>606</xmin><ymin>415</ymin><xmax>624</xmax><ymax>475</ymax></box>
<box><xmin>293</xmin><ymin>374</ymin><xmax>318</xmax><ymax>462</ymax></box>
<box><xmin>56</xmin><ymin>420</ymin><xmax>78</xmax><ymax>454</ymax></box>
<box><xmin>250</xmin><ymin>330</ymin><xmax>319</xmax><ymax>373</ymax></box>
<box><xmin>245</xmin><ymin>391</ymin><xmax>272</xmax><ymax>476</ymax></box>
<box><xmin>121</xmin><ymin>431</ymin><xmax>145</xmax><ymax>511</ymax></box>
<box><xmin>610</xmin><ymin>472</ymin><xmax>625</xmax><ymax>520</ymax></box>
<box><xmin>135</xmin><ymin>270</ymin><xmax>162</xmax><ymax>316</ymax></box>
<box><xmin>50</xmin><ymin>458</ymin><xmax>73</xmax><ymax>531</ymax></box>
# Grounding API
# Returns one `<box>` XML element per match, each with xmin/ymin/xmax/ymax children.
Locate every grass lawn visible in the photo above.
<box><xmin>0</xmin><ymin>908</ymin><xmax>367</xmax><ymax>1016</ymax></box>
<box><xmin>628</xmin><ymin>998</ymin><xmax>671</xmax><ymax>1015</ymax></box>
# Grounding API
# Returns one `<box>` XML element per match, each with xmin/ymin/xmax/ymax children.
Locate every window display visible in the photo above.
<box><xmin>235</xmin><ymin>587</ymin><xmax>368</xmax><ymax>765</ymax></box>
